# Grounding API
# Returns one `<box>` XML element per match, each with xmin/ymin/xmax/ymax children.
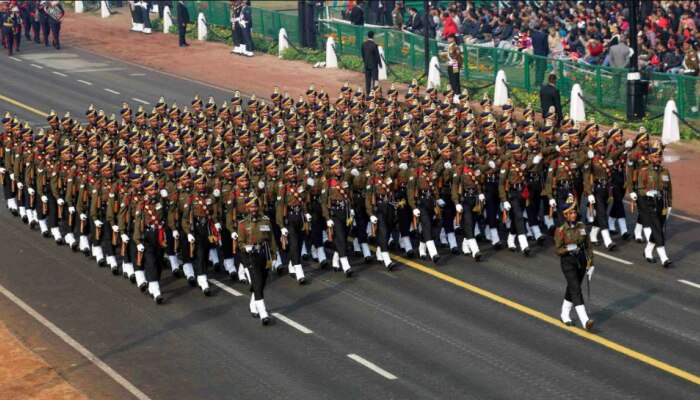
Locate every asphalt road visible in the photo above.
<box><xmin>0</xmin><ymin>42</ymin><xmax>699</xmax><ymax>400</ymax></box>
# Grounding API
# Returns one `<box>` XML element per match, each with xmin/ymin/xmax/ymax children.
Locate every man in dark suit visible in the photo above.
<box><xmin>349</xmin><ymin>0</ymin><xmax>364</xmax><ymax>26</ymax></box>
<box><xmin>177</xmin><ymin>0</ymin><xmax>190</xmax><ymax>47</ymax></box>
<box><xmin>361</xmin><ymin>30</ymin><xmax>383</xmax><ymax>94</ymax></box>
<box><xmin>540</xmin><ymin>74</ymin><xmax>563</xmax><ymax>127</ymax></box>
<box><xmin>531</xmin><ymin>24</ymin><xmax>549</xmax><ymax>86</ymax></box>
<box><xmin>406</xmin><ymin>7</ymin><xmax>423</xmax><ymax>35</ymax></box>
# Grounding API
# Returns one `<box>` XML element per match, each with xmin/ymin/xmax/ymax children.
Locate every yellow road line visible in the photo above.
<box><xmin>387</xmin><ymin>250</ymin><xmax>700</xmax><ymax>386</ymax></box>
<box><xmin>0</xmin><ymin>93</ymin><xmax>48</xmax><ymax>118</ymax></box>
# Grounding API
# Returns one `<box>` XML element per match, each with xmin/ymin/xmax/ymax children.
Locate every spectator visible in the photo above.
<box><xmin>583</xmin><ymin>37</ymin><xmax>604</xmax><ymax>64</ymax></box>
<box><xmin>548</xmin><ymin>27</ymin><xmax>565</xmax><ymax>59</ymax></box>
<box><xmin>391</xmin><ymin>1</ymin><xmax>403</xmax><ymax>31</ymax></box>
<box><xmin>540</xmin><ymin>73</ymin><xmax>563</xmax><ymax>127</ymax></box>
<box><xmin>406</xmin><ymin>7</ymin><xmax>424</xmax><ymax>35</ymax></box>
<box><xmin>361</xmin><ymin>30</ymin><xmax>382</xmax><ymax>94</ymax></box>
<box><xmin>442</xmin><ymin>11</ymin><xmax>458</xmax><ymax>40</ymax></box>
<box><xmin>609</xmin><ymin>34</ymin><xmax>630</xmax><ymax>101</ymax></box>
<box><xmin>350</xmin><ymin>0</ymin><xmax>364</xmax><ymax>26</ymax></box>
<box><xmin>531</xmin><ymin>23</ymin><xmax>549</xmax><ymax>85</ymax></box>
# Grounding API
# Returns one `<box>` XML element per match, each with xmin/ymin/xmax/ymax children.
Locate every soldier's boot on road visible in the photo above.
<box><xmin>461</xmin><ymin>238</ymin><xmax>471</xmax><ymax>256</ymax></box>
<box><xmin>64</xmin><ymin>233</ymin><xmax>78</xmax><ymax>252</ymax></box>
<box><xmin>518</xmin><ymin>234</ymin><xmax>530</xmax><ymax>256</ymax></box>
<box><xmin>7</xmin><ymin>197</ymin><xmax>18</xmax><ymax>216</ymax></box>
<box><xmin>531</xmin><ymin>225</ymin><xmax>545</xmax><ymax>245</ymax></box>
<box><xmin>426</xmin><ymin>240</ymin><xmax>440</xmax><ymax>264</ymax></box>
<box><xmin>490</xmin><ymin>227</ymin><xmax>502</xmax><ymax>250</ymax></box>
<box><xmin>223</xmin><ymin>258</ymin><xmax>237</xmax><ymax>281</ymax></box>
<box><xmin>560</xmin><ymin>300</ymin><xmax>574</xmax><ymax>326</ymax></box>
<box><xmin>255</xmin><ymin>299</ymin><xmax>271</xmax><ymax>325</ymax></box>
<box><xmin>317</xmin><ymin>246</ymin><xmax>328</xmax><ymax>268</ymax></box>
<box><xmin>135</xmin><ymin>270</ymin><xmax>147</xmax><ymax>292</ymax></box>
<box><xmin>249</xmin><ymin>294</ymin><xmax>259</xmax><ymax>318</ymax></box>
<box><xmin>293</xmin><ymin>264</ymin><xmax>306</xmax><ymax>284</ymax></box>
<box><xmin>590</xmin><ymin>226</ymin><xmax>600</xmax><ymax>246</ymax></box>
<box><xmin>301</xmin><ymin>243</ymin><xmax>310</xmax><ymax>261</ymax></box>
<box><xmin>644</xmin><ymin>241</ymin><xmax>656</xmax><ymax>263</ymax></box>
<box><xmin>468</xmin><ymin>239</ymin><xmax>482</xmax><ymax>261</ymax></box>
<box><xmin>238</xmin><ymin>263</ymin><xmax>248</xmax><ymax>284</ymax></box>
<box><xmin>19</xmin><ymin>206</ymin><xmax>27</xmax><ymax>223</ymax></box>
<box><xmin>352</xmin><ymin>238</ymin><xmax>361</xmax><ymax>256</ymax></box>
<box><xmin>51</xmin><ymin>227</ymin><xmax>63</xmax><ymax>245</ymax></box>
<box><xmin>169</xmin><ymin>255</ymin><xmax>181</xmax><ymax>276</ymax></box>
<box><xmin>507</xmin><ymin>233</ymin><xmax>517</xmax><ymax>251</ymax></box>
<box><xmin>39</xmin><ymin>219</ymin><xmax>49</xmax><ymax>237</ymax></box>
<box><xmin>183</xmin><ymin>263</ymin><xmax>196</xmax><ymax>285</ymax></box>
<box><xmin>197</xmin><ymin>275</ymin><xmax>211</xmax><ymax>296</ymax></box>
<box><xmin>149</xmin><ymin>282</ymin><xmax>163</xmax><ymax>304</ymax></box>
<box><xmin>106</xmin><ymin>255</ymin><xmax>118</xmax><ymax>273</ymax></box>
<box><xmin>617</xmin><ymin>218</ymin><xmax>630</xmax><ymax>240</ymax></box>
<box><xmin>340</xmin><ymin>256</ymin><xmax>353</xmax><ymax>277</ymax></box>
<box><xmin>208</xmin><ymin>248</ymin><xmax>221</xmax><ymax>271</ymax></box>
<box><xmin>332</xmin><ymin>251</ymin><xmax>340</xmax><ymax>271</ymax></box>
<box><xmin>400</xmin><ymin>236</ymin><xmax>415</xmax><ymax>258</ymax></box>
<box><xmin>79</xmin><ymin>235</ymin><xmax>90</xmax><ymax>256</ymax></box>
<box><xmin>381</xmin><ymin>251</ymin><xmax>396</xmax><ymax>271</ymax></box>
<box><xmin>361</xmin><ymin>243</ymin><xmax>372</xmax><ymax>263</ymax></box>
<box><xmin>123</xmin><ymin>262</ymin><xmax>135</xmax><ymax>281</ymax></box>
<box><xmin>634</xmin><ymin>223</ymin><xmax>644</xmax><ymax>243</ymax></box>
<box><xmin>656</xmin><ymin>246</ymin><xmax>672</xmax><ymax>268</ymax></box>
<box><xmin>601</xmin><ymin>229</ymin><xmax>616</xmax><ymax>251</ymax></box>
<box><xmin>29</xmin><ymin>210</ymin><xmax>38</xmax><ymax>229</ymax></box>
<box><xmin>447</xmin><ymin>232</ymin><xmax>458</xmax><ymax>254</ymax></box>
<box><xmin>93</xmin><ymin>245</ymin><xmax>105</xmax><ymax>266</ymax></box>
<box><xmin>418</xmin><ymin>242</ymin><xmax>427</xmax><ymax>260</ymax></box>
<box><xmin>575</xmin><ymin>305</ymin><xmax>594</xmax><ymax>332</ymax></box>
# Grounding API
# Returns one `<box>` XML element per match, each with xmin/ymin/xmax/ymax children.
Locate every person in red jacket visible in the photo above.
<box><xmin>442</xmin><ymin>11</ymin><xmax>458</xmax><ymax>40</ymax></box>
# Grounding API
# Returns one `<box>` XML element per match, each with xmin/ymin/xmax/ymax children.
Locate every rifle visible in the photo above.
<box><xmin>327</xmin><ymin>226</ymin><xmax>333</xmax><ymax>243</ymax></box>
<box><xmin>136</xmin><ymin>248</ymin><xmax>143</xmax><ymax>267</ymax></box>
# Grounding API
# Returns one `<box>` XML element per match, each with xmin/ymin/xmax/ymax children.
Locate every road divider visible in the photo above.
<box><xmin>347</xmin><ymin>354</ymin><xmax>398</xmax><ymax>380</ymax></box>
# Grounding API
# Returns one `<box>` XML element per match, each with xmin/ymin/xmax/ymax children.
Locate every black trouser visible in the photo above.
<box><xmin>143</xmin><ymin>228</ymin><xmax>165</xmax><ymax>282</ymax></box>
<box><xmin>396</xmin><ymin>188</ymin><xmax>411</xmax><ymax>237</ymax></box>
<box><xmin>48</xmin><ymin>19</ymin><xmax>60</xmax><ymax>47</ymax></box>
<box><xmin>2</xmin><ymin>27</ymin><xmax>14</xmax><ymax>56</ymax></box>
<box><xmin>535</xmin><ymin>58</ymin><xmax>546</xmax><ymax>86</ymax></box>
<box><xmin>417</xmin><ymin>196</ymin><xmax>438</xmax><ymax>242</ymax></box>
<box><xmin>526</xmin><ymin>179</ymin><xmax>543</xmax><ymax>227</ymax></box>
<box><xmin>459</xmin><ymin>194</ymin><xmax>478</xmax><ymax>239</ymax></box>
<box><xmin>484</xmin><ymin>181</ymin><xmax>500</xmax><ymax>228</ymax></box>
<box><xmin>21</xmin><ymin>11</ymin><xmax>32</xmax><ymax>40</ymax></box>
<box><xmin>639</xmin><ymin>197</ymin><xmax>667</xmax><ymax>246</ymax></box>
<box><xmin>364</xmin><ymin>67</ymin><xmax>378</xmax><ymax>94</ymax></box>
<box><xmin>232</xmin><ymin>25</ymin><xmax>243</xmax><ymax>46</ymax></box>
<box><xmin>609</xmin><ymin>170</ymin><xmax>626</xmax><ymax>220</ymax></box>
<box><xmin>284</xmin><ymin>211</ymin><xmax>304</xmax><ymax>265</ymax></box>
<box><xmin>40</xmin><ymin>15</ymin><xmax>49</xmax><ymax>45</ymax></box>
<box><xmin>352</xmin><ymin>194</ymin><xmax>369</xmax><ymax>244</ymax></box>
<box><xmin>192</xmin><ymin>219</ymin><xmax>212</xmax><ymax>275</ymax></box>
<box><xmin>165</xmin><ymin>227</ymin><xmax>178</xmax><ymax>257</ymax></box>
<box><xmin>592</xmin><ymin>184</ymin><xmax>611</xmax><ymax>230</ymax></box>
<box><xmin>508</xmin><ymin>191</ymin><xmax>527</xmax><ymax>235</ymax></box>
<box><xmin>266</xmin><ymin>203</ymin><xmax>289</xmax><ymax>267</ymax></box>
<box><xmin>97</xmin><ymin>213</ymin><xmax>116</xmax><ymax>257</ymax></box>
<box><xmin>309</xmin><ymin>201</ymin><xmax>325</xmax><ymax>250</ymax></box>
<box><xmin>242</xmin><ymin>251</ymin><xmax>268</xmax><ymax>300</ymax></box>
<box><xmin>178</xmin><ymin>23</ymin><xmax>187</xmax><ymax>45</ymax></box>
<box><xmin>330</xmin><ymin>206</ymin><xmax>350</xmax><ymax>257</ymax></box>
<box><xmin>561</xmin><ymin>253</ymin><xmax>587</xmax><ymax>306</ymax></box>
<box><xmin>374</xmin><ymin>201</ymin><xmax>397</xmax><ymax>250</ymax></box>
<box><xmin>32</xmin><ymin>17</ymin><xmax>40</xmax><ymax>42</ymax></box>
<box><xmin>447</xmin><ymin>66</ymin><xmax>461</xmax><ymax>94</ymax></box>
<box><xmin>441</xmin><ymin>189</ymin><xmax>456</xmax><ymax>236</ymax></box>
<box><xmin>241</xmin><ymin>26</ymin><xmax>253</xmax><ymax>52</ymax></box>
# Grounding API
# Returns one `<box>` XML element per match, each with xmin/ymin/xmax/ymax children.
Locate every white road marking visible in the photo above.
<box><xmin>0</xmin><ymin>283</ymin><xmax>152</xmax><ymax>400</ymax></box>
<box><xmin>347</xmin><ymin>354</ymin><xmax>397</xmax><ymax>380</ymax></box>
<box><xmin>593</xmin><ymin>251</ymin><xmax>633</xmax><ymax>265</ymax></box>
<box><xmin>208</xmin><ymin>278</ymin><xmax>243</xmax><ymax>297</ymax></box>
<box><xmin>679</xmin><ymin>280</ymin><xmax>700</xmax><ymax>290</ymax></box>
<box><xmin>131</xmin><ymin>98</ymin><xmax>150</xmax><ymax>105</ymax></box>
<box><xmin>77</xmin><ymin>80</ymin><xmax>93</xmax><ymax>86</ymax></box>
<box><xmin>670</xmin><ymin>212</ymin><xmax>700</xmax><ymax>224</ymax></box>
<box><xmin>104</xmin><ymin>88</ymin><xmax>121</xmax><ymax>95</ymax></box>
<box><xmin>9</xmin><ymin>56</ymin><xmax>21</xmax><ymax>62</ymax></box>
<box><xmin>52</xmin><ymin>71</ymin><xmax>67</xmax><ymax>77</ymax></box>
<box><xmin>30</xmin><ymin>64</ymin><xmax>44</xmax><ymax>69</ymax></box>
<box><xmin>130</xmin><ymin>73</ymin><xmax>146</xmax><ymax>76</ymax></box>
<box><xmin>272</xmin><ymin>313</ymin><xmax>314</xmax><ymax>334</ymax></box>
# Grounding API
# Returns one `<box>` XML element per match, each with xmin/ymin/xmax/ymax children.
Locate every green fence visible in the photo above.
<box><xmin>176</xmin><ymin>3</ymin><xmax>700</xmax><ymax>120</ymax></box>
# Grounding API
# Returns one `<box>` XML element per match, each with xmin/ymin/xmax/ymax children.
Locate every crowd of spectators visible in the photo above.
<box><xmin>343</xmin><ymin>1</ymin><xmax>700</xmax><ymax>77</ymax></box>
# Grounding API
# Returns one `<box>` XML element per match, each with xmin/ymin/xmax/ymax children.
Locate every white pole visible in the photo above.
<box><xmin>493</xmin><ymin>70</ymin><xmax>508</xmax><ymax>106</ymax></box>
<box><xmin>278</xmin><ymin>28</ymin><xmax>289</xmax><ymax>58</ymax></box>
<box><xmin>378</xmin><ymin>46</ymin><xmax>387</xmax><ymax>80</ymax></box>
<box><xmin>570</xmin><ymin>84</ymin><xmax>586</xmax><ymax>122</ymax></box>
<box><xmin>163</xmin><ymin>6</ymin><xmax>173</xmax><ymax>34</ymax></box>
<box><xmin>75</xmin><ymin>0</ymin><xmax>84</xmax><ymax>14</ymax></box>
<box><xmin>326</xmin><ymin>37</ymin><xmax>338</xmax><ymax>68</ymax></box>
<box><xmin>428</xmin><ymin>56</ymin><xmax>441</xmax><ymax>89</ymax></box>
<box><xmin>101</xmin><ymin>1</ymin><xmax>110</xmax><ymax>18</ymax></box>
<box><xmin>197</xmin><ymin>13</ymin><xmax>207</xmax><ymax>41</ymax></box>
<box><xmin>662</xmin><ymin>100</ymin><xmax>680</xmax><ymax>145</ymax></box>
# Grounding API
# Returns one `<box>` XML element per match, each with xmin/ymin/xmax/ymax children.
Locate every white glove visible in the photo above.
<box><xmin>9</xmin><ymin>173</ymin><xmax>14</xmax><ymax>180</ymax></box>
<box><xmin>41</xmin><ymin>195</ymin><xmax>48</xmax><ymax>203</ymax></box>
<box><xmin>370</xmin><ymin>215</ymin><xmax>378</xmax><ymax>224</ymax></box>
<box><xmin>214</xmin><ymin>223</ymin><xmax>222</xmax><ymax>231</ymax></box>
<box><xmin>503</xmin><ymin>201</ymin><xmax>511</xmax><ymax>211</ymax></box>
<box><xmin>80</xmin><ymin>213</ymin><xmax>87</xmax><ymax>221</ymax></box>
<box><xmin>121</xmin><ymin>234</ymin><xmax>130</xmax><ymax>243</ymax></box>
<box><xmin>437</xmin><ymin>199</ymin><xmax>446</xmax><ymax>207</ymax></box>
<box><xmin>112</xmin><ymin>225</ymin><xmax>119</xmax><ymax>233</ymax></box>
<box><xmin>478</xmin><ymin>193</ymin><xmax>485</xmax><ymax>202</ymax></box>
<box><xmin>137</xmin><ymin>244</ymin><xmax>145</xmax><ymax>252</ymax></box>
<box><xmin>587</xmin><ymin>266</ymin><xmax>595</xmax><ymax>280</ymax></box>
<box><xmin>455</xmin><ymin>204</ymin><xmax>463</xmax><ymax>213</ymax></box>
<box><xmin>399</xmin><ymin>162</ymin><xmax>408</xmax><ymax>170</ymax></box>
<box><xmin>327</xmin><ymin>220</ymin><xmax>334</xmax><ymax>228</ymax></box>
<box><xmin>625</xmin><ymin>140</ymin><xmax>633</xmax><ymax>149</ymax></box>
<box><xmin>27</xmin><ymin>187</ymin><xmax>35</xmax><ymax>195</ymax></box>
<box><xmin>160</xmin><ymin>189</ymin><xmax>169</xmax><ymax>198</ymax></box>
<box><xmin>16</xmin><ymin>182</ymin><xmax>23</xmax><ymax>190</ymax></box>
<box><xmin>350</xmin><ymin>209</ymin><xmax>355</xmax><ymax>217</ymax></box>
<box><xmin>172</xmin><ymin>230</ymin><xmax>180</xmax><ymax>239</ymax></box>
<box><xmin>94</xmin><ymin>220</ymin><xmax>103</xmax><ymax>228</ymax></box>
<box><xmin>630</xmin><ymin>192</ymin><xmax>638</xmax><ymax>201</ymax></box>
<box><xmin>566</xmin><ymin>243</ymin><xmax>578</xmax><ymax>251</ymax></box>
<box><xmin>444</xmin><ymin>161</ymin><xmax>452</xmax><ymax>170</ymax></box>
<box><xmin>350</xmin><ymin>168</ymin><xmax>359</xmax><ymax>177</ymax></box>
<box><xmin>549</xmin><ymin>199</ymin><xmax>557</xmax><ymax>208</ymax></box>
<box><xmin>587</xmin><ymin>150</ymin><xmax>594</xmax><ymax>159</ymax></box>
<box><xmin>213</xmin><ymin>189</ymin><xmax>221</xmax><ymax>197</ymax></box>
<box><xmin>281</xmin><ymin>228</ymin><xmax>289</xmax><ymax>236</ymax></box>
<box><xmin>587</xmin><ymin>195</ymin><xmax>595</xmax><ymax>205</ymax></box>
<box><xmin>555</xmin><ymin>145</ymin><xmax>561</xmax><ymax>153</ymax></box>
<box><xmin>187</xmin><ymin>233</ymin><xmax>195</xmax><ymax>243</ymax></box>
<box><xmin>57</xmin><ymin>198</ymin><xmax>65</xmax><ymax>206</ymax></box>
<box><xmin>413</xmin><ymin>209</ymin><xmax>421</xmax><ymax>217</ymax></box>
<box><xmin>488</xmin><ymin>160</ymin><xmax>496</xmax><ymax>169</ymax></box>
<box><xmin>0</xmin><ymin>167</ymin><xmax>5</xmax><ymax>174</ymax></box>
<box><xmin>646</xmin><ymin>190</ymin><xmax>658</xmax><ymax>197</ymax></box>
<box><xmin>533</xmin><ymin>154</ymin><xmax>542</xmax><ymax>164</ymax></box>
<box><xmin>258</xmin><ymin>181</ymin><xmax>265</xmax><ymax>189</ymax></box>
<box><xmin>307</xmin><ymin>178</ymin><xmax>315</xmax><ymax>186</ymax></box>
<box><xmin>231</xmin><ymin>231</ymin><xmax>239</xmax><ymax>240</ymax></box>
<box><xmin>240</xmin><ymin>19</ymin><xmax>247</xmax><ymax>28</ymax></box>
<box><xmin>667</xmin><ymin>207</ymin><xmax>672</xmax><ymax>216</ymax></box>
<box><xmin>305</xmin><ymin>213</ymin><xmax>312</xmax><ymax>222</ymax></box>
<box><xmin>68</xmin><ymin>206</ymin><xmax>75</xmax><ymax>214</ymax></box>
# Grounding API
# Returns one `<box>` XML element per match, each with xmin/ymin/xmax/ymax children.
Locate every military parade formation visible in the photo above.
<box><xmin>1</xmin><ymin>0</ymin><xmax>64</xmax><ymax>56</ymax></box>
<box><xmin>0</xmin><ymin>79</ymin><xmax>673</xmax><ymax>329</ymax></box>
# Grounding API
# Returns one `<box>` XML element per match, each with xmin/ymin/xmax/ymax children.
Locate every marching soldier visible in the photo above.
<box><xmin>237</xmin><ymin>193</ymin><xmax>276</xmax><ymax>325</ymax></box>
<box><xmin>321</xmin><ymin>156</ymin><xmax>354</xmax><ymax>277</ymax></box>
<box><xmin>627</xmin><ymin>129</ymin><xmax>651</xmax><ymax>243</ymax></box>
<box><xmin>276</xmin><ymin>160</ymin><xmax>310</xmax><ymax>284</ymax></box>
<box><xmin>499</xmin><ymin>138</ymin><xmax>531</xmax><ymax>255</ymax></box>
<box><xmin>347</xmin><ymin>145</ymin><xmax>373</xmax><ymax>263</ymax></box>
<box><xmin>366</xmin><ymin>150</ymin><xmax>399</xmax><ymax>270</ymax></box>
<box><xmin>635</xmin><ymin>140</ymin><xmax>673</xmax><ymax>267</ymax></box>
<box><xmin>408</xmin><ymin>145</ymin><xmax>441</xmax><ymax>263</ymax></box>
<box><xmin>133</xmin><ymin>174</ymin><xmax>168</xmax><ymax>303</ymax></box>
<box><xmin>452</xmin><ymin>141</ymin><xmax>484</xmax><ymax>260</ymax></box>
<box><xmin>554</xmin><ymin>195</ymin><xmax>595</xmax><ymax>331</ymax></box>
<box><xmin>606</xmin><ymin>124</ymin><xmax>634</xmax><ymax>239</ymax></box>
